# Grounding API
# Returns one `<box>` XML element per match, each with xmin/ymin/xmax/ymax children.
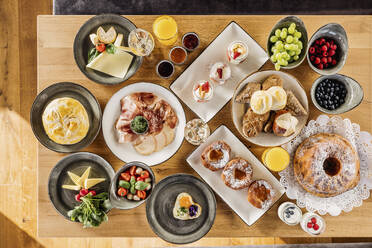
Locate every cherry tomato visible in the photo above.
<box><xmin>140</xmin><ymin>170</ymin><xmax>150</xmax><ymax>179</ymax></box>
<box><xmin>95</xmin><ymin>43</ymin><xmax>106</xmax><ymax>52</ymax></box>
<box><xmin>137</xmin><ymin>190</ymin><xmax>146</xmax><ymax>199</ymax></box>
<box><xmin>136</xmin><ymin>177</ymin><xmax>144</xmax><ymax>182</ymax></box>
<box><xmin>120</xmin><ymin>172</ymin><xmax>131</xmax><ymax>181</ymax></box>
<box><xmin>89</xmin><ymin>190</ymin><xmax>96</xmax><ymax>196</ymax></box>
<box><xmin>75</xmin><ymin>194</ymin><xmax>81</xmax><ymax>202</ymax></box>
<box><xmin>129</xmin><ymin>166</ymin><xmax>136</xmax><ymax>176</ymax></box>
<box><xmin>117</xmin><ymin>187</ymin><xmax>128</xmax><ymax>197</ymax></box>
<box><xmin>79</xmin><ymin>188</ymin><xmax>89</xmax><ymax>196</ymax></box>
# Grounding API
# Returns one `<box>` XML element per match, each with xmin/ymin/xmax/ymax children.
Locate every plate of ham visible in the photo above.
<box><xmin>102</xmin><ymin>82</ymin><xmax>186</xmax><ymax>165</ymax></box>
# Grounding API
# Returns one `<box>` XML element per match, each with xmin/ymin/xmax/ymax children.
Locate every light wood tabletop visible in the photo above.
<box><xmin>37</xmin><ymin>15</ymin><xmax>372</xmax><ymax>238</ymax></box>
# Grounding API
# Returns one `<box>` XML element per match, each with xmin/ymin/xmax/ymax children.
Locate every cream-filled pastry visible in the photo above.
<box><xmin>273</xmin><ymin>110</ymin><xmax>299</xmax><ymax>137</ymax></box>
<box><xmin>266</xmin><ymin>86</ymin><xmax>287</xmax><ymax>110</ymax></box>
<box><xmin>250</xmin><ymin>90</ymin><xmax>273</xmax><ymax>115</ymax></box>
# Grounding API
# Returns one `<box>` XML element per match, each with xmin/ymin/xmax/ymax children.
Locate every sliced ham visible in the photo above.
<box><xmin>153</xmin><ymin>99</ymin><xmax>178</xmax><ymax>129</ymax></box>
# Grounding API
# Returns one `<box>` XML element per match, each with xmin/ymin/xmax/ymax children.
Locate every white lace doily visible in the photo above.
<box><xmin>279</xmin><ymin>115</ymin><xmax>372</xmax><ymax>216</ymax></box>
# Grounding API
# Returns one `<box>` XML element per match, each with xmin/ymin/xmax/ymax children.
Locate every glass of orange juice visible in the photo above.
<box><xmin>153</xmin><ymin>15</ymin><xmax>178</xmax><ymax>46</ymax></box>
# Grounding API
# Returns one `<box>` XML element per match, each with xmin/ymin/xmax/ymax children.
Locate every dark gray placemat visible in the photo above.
<box><xmin>54</xmin><ymin>0</ymin><xmax>372</xmax><ymax>15</ymax></box>
<box><xmin>170</xmin><ymin>243</ymin><xmax>372</xmax><ymax>248</ymax></box>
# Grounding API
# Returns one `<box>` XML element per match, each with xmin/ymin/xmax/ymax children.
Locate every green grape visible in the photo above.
<box><xmin>280</xmin><ymin>30</ymin><xmax>287</xmax><ymax>39</ymax></box>
<box><xmin>294</xmin><ymin>31</ymin><xmax>302</xmax><ymax>38</ymax></box>
<box><xmin>282</xmin><ymin>60</ymin><xmax>288</xmax><ymax>66</ymax></box>
<box><xmin>276</xmin><ymin>43</ymin><xmax>284</xmax><ymax>50</ymax></box>
<box><xmin>270</xmin><ymin>35</ymin><xmax>278</xmax><ymax>43</ymax></box>
<box><xmin>286</xmin><ymin>35</ymin><xmax>293</xmax><ymax>43</ymax></box>
<box><xmin>276</xmin><ymin>53</ymin><xmax>282</xmax><ymax>60</ymax></box>
<box><xmin>284</xmin><ymin>44</ymin><xmax>291</xmax><ymax>50</ymax></box>
<box><xmin>275</xmin><ymin>63</ymin><xmax>281</xmax><ymax>71</ymax></box>
<box><xmin>295</xmin><ymin>49</ymin><xmax>301</xmax><ymax>55</ymax></box>
<box><xmin>288</xmin><ymin>27</ymin><xmax>295</xmax><ymax>34</ymax></box>
<box><xmin>275</xmin><ymin>29</ymin><xmax>281</xmax><ymax>37</ymax></box>
<box><xmin>290</xmin><ymin>23</ymin><xmax>296</xmax><ymax>29</ymax></box>
<box><xmin>291</xmin><ymin>44</ymin><xmax>299</xmax><ymax>50</ymax></box>
<box><xmin>270</xmin><ymin>55</ymin><xmax>277</xmax><ymax>63</ymax></box>
<box><xmin>282</xmin><ymin>28</ymin><xmax>288</xmax><ymax>33</ymax></box>
<box><xmin>297</xmin><ymin>41</ymin><xmax>303</xmax><ymax>49</ymax></box>
<box><xmin>271</xmin><ymin>46</ymin><xmax>276</xmax><ymax>52</ymax></box>
<box><xmin>275</xmin><ymin>40</ymin><xmax>283</xmax><ymax>46</ymax></box>
<box><xmin>293</xmin><ymin>55</ymin><xmax>299</xmax><ymax>61</ymax></box>
<box><xmin>289</xmin><ymin>50</ymin><xmax>296</xmax><ymax>56</ymax></box>
<box><xmin>293</xmin><ymin>36</ymin><xmax>299</xmax><ymax>43</ymax></box>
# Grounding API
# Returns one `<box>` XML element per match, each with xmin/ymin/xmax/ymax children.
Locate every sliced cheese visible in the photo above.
<box><xmin>62</xmin><ymin>184</ymin><xmax>81</xmax><ymax>191</ymax></box>
<box><xmin>86</xmin><ymin>49</ymin><xmax>133</xmax><ymax>78</ymax></box>
<box><xmin>84</xmin><ymin>178</ymin><xmax>106</xmax><ymax>189</ymax></box>
<box><xmin>77</xmin><ymin>167</ymin><xmax>91</xmax><ymax>187</ymax></box>
<box><xmin>67</xmin><ymin>171</ymin><xmax>82</xmax><ymax>187</ymax></box>
<box><xmin>114</xmin><ymin>33</ymin><xmax>123</xmax><ymax>46</ymax></box>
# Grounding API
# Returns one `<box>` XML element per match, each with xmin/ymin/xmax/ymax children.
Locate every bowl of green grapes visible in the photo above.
<box><xmin>267</xmin><ymin>16</ymin><xmax>308</xmax><ymax>70</ymax></box>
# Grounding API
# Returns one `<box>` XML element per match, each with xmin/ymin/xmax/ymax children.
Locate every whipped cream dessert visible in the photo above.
<box><xmin>278</xmin><ymin>202</ymin><xmax>302</xmax><ymax>226</ymax></box>
<box><xmin>273</xmin><ymin>111</ymin><xmax>298</xmax><ymax>136</ymax></box>
<box><xmin>227</xmin><ymin>41</ymin><xmax>248</xmax><ymax>64</ymax></box>
<box><xmin>250</xmin><ymin>90</ymin><xmax>272</xmax><ymax>114</ymax></box>
<box><xmin>266</xmin><ymin>86</ymin><xmax>287</xmax><ymax>110</ymax></box>
<box><xmin>209</xmin><ymin>62</ymin><xmax>231</xmax><ymax>85</ymax></box>
<box><xmin>193</xmin><ymin>80</ymin><xmax>214</xmax><ymax>102</ymax></box>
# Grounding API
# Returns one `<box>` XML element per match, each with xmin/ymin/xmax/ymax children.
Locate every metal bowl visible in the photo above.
<box><xmin>311</xmin><ymin>74</ymin><xmax>363</xmax><ymax>114</ymax></box>
<box><xmin>109</xmin><ymin>161</ymin><xmax>155</xmax><ymax>210</ymax></box>
<box><xmin>307</xmin><ymin>23</ymin><xmax>348</xmax><ymax>75</ymax></box>
<box><xmin>267</xmin><ymin>16</ymin><xmax>308</xmax><ymax>69</ymax></box>
<box><xmin>30</xmin><ymin>82</ymin><xmax>102</xmax><ymax>153</ymax></box>
<box><xmin>73</xmin><ymin>14</ymin><xmax>143</xmax><ymax>85</ymax></box>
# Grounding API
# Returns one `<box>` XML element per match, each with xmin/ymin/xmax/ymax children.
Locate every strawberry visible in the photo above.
<box><xmin>201</xmin><ymin>82</ymin><xmax>210</xmax><ymax>93</ymax></box>
<box><xmin>217</xmin><ymin>68</ymin><xmax>223</xmax><ymax>79</ymax></box>
<box><xmin>233</xmin><ymin>51</ymin><xmax>241</xmax><ymax>60</ymax></box>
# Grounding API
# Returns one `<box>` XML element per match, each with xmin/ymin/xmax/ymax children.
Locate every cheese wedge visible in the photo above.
<box><xmin>77</xmin><ymin>167</ymin><xmax>91</xmax><ymax>187</ymax></box>
<box><xmin>84</xmin><ymin>178</ymin><xmax>106</xmax><ymax>189</ymax></box>
<box><xmin>114</xmin><ymin>33</ymin><xmax>123</xmax><ymax>46</ymax></box>
<box><xmin>67</xmin><ymin>171</ymin><xmax>82</xmax><ymax>187</ymax></box>
<box><xmin>62</xmin><ymin>184</ymin><xmax>81</xmax><ymax>191</ymax></box>
<box><xmin>86</xmin><ymin>48</ymin><xmax>133</xmax><ymax>78</ymax></box>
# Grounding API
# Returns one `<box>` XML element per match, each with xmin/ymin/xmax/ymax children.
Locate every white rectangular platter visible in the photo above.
<box><xmin>186</xmin><ymin>125</ymin><xmax>285</xmax><ymax>226</ymax></box>
<box><xmin>170</xmin><ymin>21</ymin><xmax>268</xmax><ymax>122</ymax></box>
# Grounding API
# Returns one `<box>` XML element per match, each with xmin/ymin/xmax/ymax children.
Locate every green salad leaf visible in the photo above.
<box><xmin>67</xmin><ymin>192</ymin><xmax>111</xmax><ymax>228</ymax></box>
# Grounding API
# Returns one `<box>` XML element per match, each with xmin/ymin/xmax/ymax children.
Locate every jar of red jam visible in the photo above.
<box><xmin>182</xmin><ymin>32</ymin><xmax>200</xmax><ymax>52</ymax></box>
<box><xmin>169</xmin><ymin>46</ymin><xmax>188</xmax><ymax>65</ymax></box>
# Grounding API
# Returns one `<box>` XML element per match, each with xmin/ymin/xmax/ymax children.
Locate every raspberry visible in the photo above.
<box><xmin>233</xmin><ymin>51</ymin><xmax>241</xmax><ymax>59</ymax></box>
<box><xmin>328</xmin><ymin>49</ymin><xmax>335</xmax><ymax>56</ymax></box>
<box><xmin>321</xmin><ymin>57</ymin><xmax>328</xmax><ymax>64</ymax></box>
<box><xmin>313</xmin><ymin>224</ymin><xmax>320</xmax><ymax>231</ymax></box>
<box><xmin>317</xmin><ymin>63</ymin><xmax>324</xmax><ymax>70</ymax></box>
<box><xmin>307</xmin><ymin>222</ymin><xmax>313</xmax><ymax>228</ymax></box>
<box><xmin>327</xmin><ymin>57</ymin><xmax>332</xmax><ymax>63</ymax></box>
<box><xmin>311</xmin><ymin>217</ymin><xmax>317</xmax><ymax>224</ymax></box>
<box><xmin>314</xmin><ymin>57</ymin><xmax>321</xmax><ymax>64</ymax></box>
<box><xmin>217</xmin><ymin>68</ymin><xmax>223</xmax><ymax>79</ymax></box>
<box><xmin>332</xmin><ymin>59</ymin><xmax>337</xmax><ymax>65</ymax></box>
<box><xmin>309</xmin><ymin>47</ymin><xmax>315</xmax><ymax>54</ymax></box>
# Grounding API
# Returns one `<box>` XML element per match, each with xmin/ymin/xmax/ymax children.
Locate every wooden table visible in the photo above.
<box><xmin>37</xmin><ymin>15</ymin><xmax>372</xmax><ymax>238</ymax></box>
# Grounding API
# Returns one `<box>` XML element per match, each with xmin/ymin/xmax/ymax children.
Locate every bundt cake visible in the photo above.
<box><xmin>294</xmin><ymin>133</ymin><xmax>360</xmax><ymax>198</ymax></box>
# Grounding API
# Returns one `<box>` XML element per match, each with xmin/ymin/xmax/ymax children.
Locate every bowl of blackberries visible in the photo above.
<box><xmin>311</xmin><ymin>74</ymin><xmax>363</xmax><ymax>114</ymax></box>
<box><xmin>307</xmin><ymin>23</ymin><xmax>348</xmax><ymax>75</ymax></box>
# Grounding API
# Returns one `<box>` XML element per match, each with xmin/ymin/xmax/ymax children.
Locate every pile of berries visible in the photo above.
<box><xmin>315</xmin><ymin>78</ymin><xmax>347</xmax><ymax>110</ymax></box>
<box><xmin>308</xmin><ymin>37</ymin><xmax>338</xmax><ymax>70</ymax></box>
<box><xmin>307</xmin><ymin>217</ymin><xmax>320</xmax><ymax>231</ymax></box>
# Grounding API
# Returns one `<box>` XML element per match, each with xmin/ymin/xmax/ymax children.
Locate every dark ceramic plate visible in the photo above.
<box><xmin>146</xmin><ymin>174</ymin><xmax>216</xmax><ymax>244</ymax></box>
<box><xmin>48</xmin><ymin>152</ymin><xmax>115</xmax><ymax>220</ymax></box>
<box><xmin>73</xmin><ymin>14</ymin><xmax>143</xmax><ymax>85</ymax></box>
<box><xmin>30</xmin><ymin>82</ymin><xmax>101</xmax><ymax>153</ymax></box>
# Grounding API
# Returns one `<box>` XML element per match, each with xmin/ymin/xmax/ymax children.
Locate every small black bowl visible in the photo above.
<box><xmin>109</xmin><ymin>161</ymin><xmax>155</xmax><ymax>210</ymax></box>
<box><xmin>73</xmin><ymin>14</ymin><xmax>143</xmax><ymax>85</ymax></box>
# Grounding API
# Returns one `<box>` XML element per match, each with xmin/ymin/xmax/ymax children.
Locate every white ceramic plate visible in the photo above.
<box><xmin>186</xmin><ymin>125</ymin><xmax>285</xmax><ymax>226</ymax></box>
<box><xmin>232</xmin><ymin>70</ymin><xmax>309</xmax><ymax>147</ymax></box>
<box><xmin>102</xmin><ymin>82</ymin><xmax>186</xmax><ymax>166</ymax></box>
<box><xmin>170</xmin><ymin>21</ymin><xmax>268</xmax><ymax>123</ymax></box>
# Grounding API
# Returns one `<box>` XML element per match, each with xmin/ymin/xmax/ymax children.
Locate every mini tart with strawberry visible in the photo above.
<box><xmin>227</xmin><ymin>41</ymin><xmax>249</xmax><ymax>64</ymax></box>
<box><xmin>209</xmin><ymin>62</ymin><xmax>231</xmax><ymax>85</ymax></box>
<box><xmin>193</xmin><ymin>80</ymin><xmax>214</xmax><ymax>102</ymax></box>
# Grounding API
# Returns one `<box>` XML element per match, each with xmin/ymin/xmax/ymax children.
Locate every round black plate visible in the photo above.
<box><xmin>146</xmin><ymin>174</ymin><xmax>216</xmax><ymax>244</ymax></box>
<box><xmin>48</xmin><ymin>152</ymin><xmax>115</xmax><ymax>220</ymax></box>
<box><xmin>73</xmin><ymin>14</ymin><xmax>143</xmax><ymax>85</ymax></box>
<box><xmin>30</xmin><ymin>82</ymin><xmax>101</xmax><ymax>153</ymax></box>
